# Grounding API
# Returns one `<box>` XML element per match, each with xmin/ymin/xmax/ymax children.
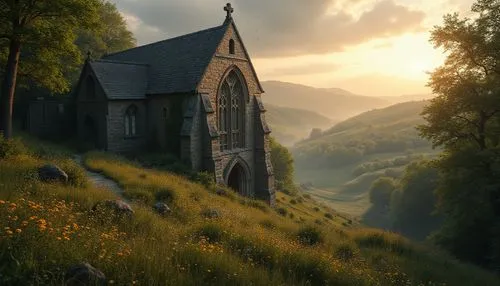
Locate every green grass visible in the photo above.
<box><xmin>0</xmin><ymin>136</ymin><xmax>499</xmax><ymax>285</ymax></box>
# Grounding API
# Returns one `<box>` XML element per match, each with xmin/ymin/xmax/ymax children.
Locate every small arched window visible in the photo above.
<box><xmin>229</xmin><ymin>39</ymin><xmax>235</xmax><ymax>55</ymax></box>
<box><xmin>86</xmin><ymin>76</ymin><xmax>96</xmax><ymax>99</ymax></box>
<box><xmin>218</xmin><ymin>70</ymin><xmax>246</xmax><ymax>151</ymax></box>
<box><xmin>124</xmin><ymin>105</ymin><xmax>138</xmax><ymax>137</ymax></box>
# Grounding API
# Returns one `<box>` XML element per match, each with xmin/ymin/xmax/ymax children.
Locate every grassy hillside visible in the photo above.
<box><xmin>266</xmin><ymin>104</ymin><xmax>332</xmax><ymax>146</ymax></box>
<box><xmin>293</xmin><ymin>101</ymin><xmax>437</xmax><ymax>216</ymax></box>
<box><xmin>1</xmin><ymin>135</ymin><xmax>498</xmax><ymax>285</ymax></box>
<box><xmin>261</xmin><ymin>81</ymin><xmax>390</xmax><ymax>120</ymax></box>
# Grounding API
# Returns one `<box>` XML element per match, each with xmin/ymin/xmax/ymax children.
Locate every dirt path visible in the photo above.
<box><xmin>73</xmin><ymin>155</ymin><xmax>125</xmax><ymax>198</ymax></box>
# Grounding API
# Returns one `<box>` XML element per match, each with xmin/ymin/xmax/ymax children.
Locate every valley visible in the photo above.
<box><xmin>264</xmin><ymin>82</ymin><xmax>437</xmax><ymax>222</ymax></box>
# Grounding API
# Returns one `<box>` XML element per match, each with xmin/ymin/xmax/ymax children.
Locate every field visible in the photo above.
<box><xmin>0</xmin><ymin>135</ymin><xmax>498</xmax><ymax>285</ymax></box>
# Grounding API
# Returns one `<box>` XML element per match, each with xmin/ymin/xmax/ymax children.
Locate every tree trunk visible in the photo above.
<box><xmin>0</xmin><ymin>39</ymin><xmax>21</xmax><ymax>139</ymax></box>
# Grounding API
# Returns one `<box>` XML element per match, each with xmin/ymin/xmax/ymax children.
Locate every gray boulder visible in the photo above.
<box><xmin>64</xmin><ymin>263</ymin><xmax>106</xmax><ymax>286</ymax></box>
<box><xmin>154</xmin><ymin>202</ymin><xmax>171</xmax><ymax>216</ymax></box>
<box><xmin>92</xmin><ymin>200</ymin><xmax>134</xmax><ymax>217</ymax></box>
<box><xmin>38</xmin><ymin>164</ymin><xmax>68</xmax><ymax>183</ymax></box>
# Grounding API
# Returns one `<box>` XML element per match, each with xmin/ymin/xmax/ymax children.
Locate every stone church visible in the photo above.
<box><xmin>74</xmin><ymin>4</ymin><xmax>275</xmax><ymax>204</ymax></box>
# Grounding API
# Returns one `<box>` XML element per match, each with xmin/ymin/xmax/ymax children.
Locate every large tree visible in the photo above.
<box><xmin>419</xmin><ymin>0</ymin><xmax>500</xmax><ymax>268</ymax></box>
<box><xmin>75</xmin><ymin>1</ymin><xmax>135</xmax><ymax>62</ymax></box>
<box><xmin>0</xmin><ymin>0</ymin><xmax>100</xmax><ymax>138</ymax></box>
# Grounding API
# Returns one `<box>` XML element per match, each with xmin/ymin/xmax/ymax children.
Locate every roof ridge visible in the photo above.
<box><xmin>103</xmin><ymin>24</ymin><xmax>225</xmax><ymax>59</ymax></box>
<box><xmin>93</xmin><ymin>59</ymin><xmax>149</xmax><ymax>66</ymax></box>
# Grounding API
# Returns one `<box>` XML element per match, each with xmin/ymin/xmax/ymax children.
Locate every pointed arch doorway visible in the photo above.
<box><xmin>227</xmin><ymin>162</ymin><xmax>248</xmax><ymax>195</ymax></box>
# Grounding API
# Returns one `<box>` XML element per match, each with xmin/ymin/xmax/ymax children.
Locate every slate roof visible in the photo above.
<box><xmin>101</xmin><ymin>24</ymin><xmax>228</xmax><ymax>95</ymax></box>
<box><xmin>89</xmin><ymin>60</ymin><xmax>149</xmax><ymax>100</ymax></box>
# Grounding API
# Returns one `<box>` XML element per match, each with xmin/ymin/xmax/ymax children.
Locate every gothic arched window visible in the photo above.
<box><xmin>218</xmin><ymin>70</ymin><xmax>246</xmax><ymax>151</ymax></box>
<box><xmin>124</xmin><ymin>105</ymin><xmax>138</xmax><ymax>137</ymax></box>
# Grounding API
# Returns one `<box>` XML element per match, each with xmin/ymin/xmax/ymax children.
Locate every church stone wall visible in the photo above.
<box><xmin>106</xmin><ymin>101</ymin><xmax>147</xmax><ymax>152</ymax></box>
<box><xmin>146</xmin><ymin>95</ymin><xmax>184</xmax><ymax>157</ymax></box>
<box><xmin>197</xmin><ymin>22</ymin><xmax>274</xmax><ymax>203</ymax></box>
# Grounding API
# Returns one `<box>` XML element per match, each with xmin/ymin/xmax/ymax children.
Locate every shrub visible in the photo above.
<box><xmin>355</xmin><ymin>232</ymin><xmax>413</xmax><ymax>255</ymax></box>
<box><xmin>324</xmin><ymin>213</ymin><xmax>334</xmax><ymax>220</ymax></box>
<box><xmin>313</xmin><ymin>207</ymin><xmax>320</xmax><ymax>212</ymax></box>
<box><xmin>276</xmin><ymin>207</ymin><xmax>288</xmax><ymax>216</ymax></box>
<box><xmin>0</xmin><ymin>136</ymin><xmax>27</xmax><ymax>159</ymax></box>
<box><xmin>334</xmin><ymin>243</ymin><xmax>358</xmax><ymax>261</ymax></box>
<box><xmin>289</xmin><ymin>212</ymin><xmax>295</xmax><ymax>219</ymax></box>
<box><xmin>190</xmin><ymin>171</ymin><xmax>215</xmax><ymax>190</ymax></box>
<box><xmin>297</xmin><ymin>226</ymin><xmax>323</xmax><ymax>246</ymax></box>
<box><xmin>55</xmin><ymin>159</ymin><xmax>89</xmax><ymax>188</ymax></box>
<box><xmin>155</xmin><ymin>188</ymin><xmax>176</xmax><ymax>203</ymax></box>
<box><xmin>196</xmin><ymin>224</ymin><xmax>225</xmax><ymax>243</ymax></box>
<box><xmin>290</xmin><ymin>199</ymin><xmax>297</xmax><ymax>205</ymax></box>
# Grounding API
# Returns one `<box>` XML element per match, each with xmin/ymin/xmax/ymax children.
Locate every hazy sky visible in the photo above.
<box><xmin>111</xmin><ymin>0</ymin><xmax>473</xmax><ymax>97</ymax></box>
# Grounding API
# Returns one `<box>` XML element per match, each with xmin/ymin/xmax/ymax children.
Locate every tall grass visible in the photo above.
<box><xmin>0</xmin><ymin>140</ymin><xmax>498</xmax><ymax>285</ymax></box>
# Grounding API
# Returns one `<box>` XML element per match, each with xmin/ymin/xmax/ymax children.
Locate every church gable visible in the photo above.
<box><xmin>76</xmin><ymin>62</ymin><xmax>107</xmax><ymax>102</ymax></box>
<box><xmin>197</xmin><ymin>21</ymin><xmax>263</xmax><ymax>97</ymax></box>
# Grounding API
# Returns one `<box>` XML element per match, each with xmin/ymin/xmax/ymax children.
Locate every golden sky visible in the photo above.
<box><xmin>114</xmin><ymin>0</ymin><xmax>473</xmax><ymax>97</ymax></box>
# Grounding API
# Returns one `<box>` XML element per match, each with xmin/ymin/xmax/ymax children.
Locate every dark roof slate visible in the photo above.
<box><xmin>90</xmin><ymin>60</ymin><xmax>149</xmax><ymax>100</ymax></box>
<box><xmin>102</xmin><ymin>24</ymin><xmax>227</xmax><ymax>95</ymax></box>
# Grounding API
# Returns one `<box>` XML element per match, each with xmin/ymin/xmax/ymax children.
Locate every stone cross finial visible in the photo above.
<box><xmin>224</xmin><ymin>3</ymin><xmax>234</xmax><ymax>19</ymax></box>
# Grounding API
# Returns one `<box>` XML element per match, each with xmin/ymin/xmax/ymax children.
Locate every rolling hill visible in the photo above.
<box><xmin>292</xmin><ymin>100</ymin><xmax>437</xmax><ymax>216</ymax></box>
<box><xmin>261</xmin><ymin>81</ymin><xmax>390</xmax><ymax>120</ymax></box>
<box><xmin>265</xmin><ymin>104</ymin><xmax>333</xmax><ymax>146</ymax></box>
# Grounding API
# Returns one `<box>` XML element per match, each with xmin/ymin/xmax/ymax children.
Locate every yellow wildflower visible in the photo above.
<box><xmin>15</xmin><ymin>229</ymin><xmax>22</xmax><ymax>233</ymax></box>
<box><xmin>6</xmin><ymin>230</ymin><xmax>13</xmax><ymax>235</ymax></box>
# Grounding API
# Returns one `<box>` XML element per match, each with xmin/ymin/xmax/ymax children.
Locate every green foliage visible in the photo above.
<box><xmin>390</xmin><ymin>161</ymin><xmax>441</xmax><ymax>240</ymax></box>
<box><xmin>353</xmin><ymin>154</ymin><xmax>425</xmax><ymax>176</ymax></box>
<box><xmin>75</xmin><ymin>1</ymin><xmax>136</xmax><ymax>59</ymax></box>
<box><xmin>417</xmin><ymin>0</ymin><xmax>500</xmax><ymax>269</ymax></box>
<box><xmin>55</xmin><ymin>159</ymin><xmax>89</xmax><ymax>188</ymax></box>
<box><xmin>190</xmin><ymin>172</ymin><xmax>216</xmax><ymax>191</ymax></box>
<box><xmin>0</xmin><ymin>136</ymin><xmax>28</xmax><ymax>159</ymax></box>
<box><xmin>324</xmin><ymin>213</ymin><xmax>334</xmax><ymax>220</ymax></box>
<box><xmin>334</xmin><ymin>242</ymin><xmax>359</xmax><ymax>261</ymax></box>
<box><xmin>155</xmin><ymin>189</ymin><xmax>176</xmax><ymax>204</ymax></box>
<box><xmin>294</xmin><ymin>101</ymin><xmax>432</xmax><ymax>170</ymax></box>
<box><xmin>270</xmin><ymin>137</ymin><xmax>297</xmax><ymax>195</ymax></box>
<box><xmin>276</xmin><ymin>207</ymin><xmax>288</xmax><ymax>216</ymax></box>
<box><xmin>196</xmin><ymin>224</ymin><xmax>225</xmax><ymax>243</ymax></box>
<box><xmin>354</xmin><ymin>232</ymin><xmax>414</xmax><ymax>256</ymax></box>
<box><xmin>297</xmin><ymin>226</ymin><xmax>323</xmax><ymax>246</ymax></box>
<box><xmin>369</xmin><ymin>177</ymin><xmax>396</xmax><ymax>207</ymax></box>
<box><xmin>0</xmin><ymin>0</ymin><xmax>101</xmax><ymax>93</ymax></box>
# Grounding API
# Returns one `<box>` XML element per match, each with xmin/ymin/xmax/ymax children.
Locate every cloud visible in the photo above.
<box><xmin>112</xmin><ymin>0</ymin><xmax>425</xmax><ymax>58</ymax></box>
